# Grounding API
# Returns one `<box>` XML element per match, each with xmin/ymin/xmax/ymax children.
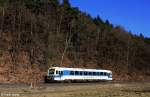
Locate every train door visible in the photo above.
<box><xmin>55</xmin><ymin>70</ymin><xmax>63</xmax><ymax>81</ymax></box>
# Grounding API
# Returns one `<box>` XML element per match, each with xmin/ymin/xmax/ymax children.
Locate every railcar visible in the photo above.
<box><xmin>45</xmin><ymin>66</ymin><xmax>112</xmax><ymax>83</ymax></box>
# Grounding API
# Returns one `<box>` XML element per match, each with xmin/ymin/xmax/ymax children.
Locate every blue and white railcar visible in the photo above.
<box><xmin>45</xmin><ymin>67</ymin><xmax>112</xmax><ymax>82</ymax></box>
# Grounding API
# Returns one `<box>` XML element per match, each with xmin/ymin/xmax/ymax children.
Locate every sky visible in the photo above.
<box><xmin>70</xmin><ymin>0</ymin><xmax>150</xmax><ymax>37</ymax></box>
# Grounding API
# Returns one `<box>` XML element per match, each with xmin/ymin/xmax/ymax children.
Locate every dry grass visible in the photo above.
<box><xmin>0</xmin><ymin>82</ymin><xmax>149</xmax><ymax>97</ymax></box>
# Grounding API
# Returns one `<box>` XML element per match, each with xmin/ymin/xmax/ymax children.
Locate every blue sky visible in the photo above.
<box><xmin>70</xmin><ymin>0</ymin><xmax>150</xmax><ymax>37</ymax></box>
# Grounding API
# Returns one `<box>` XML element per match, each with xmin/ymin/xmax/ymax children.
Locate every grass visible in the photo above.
<box><xmin>0</xmin><ymin>82</ymin><xmax>149</xmax><ymax>97</ymax></box>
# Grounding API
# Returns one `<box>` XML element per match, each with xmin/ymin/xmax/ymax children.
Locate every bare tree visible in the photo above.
<box><xmin>60</xmin><ymin>21</ymin><xmax>74</xmax><ymax>66</ymax></box>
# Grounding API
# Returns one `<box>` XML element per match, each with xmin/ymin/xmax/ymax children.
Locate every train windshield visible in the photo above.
<box><xmin>108</xmin><ymin>73</ymin><xmax>112</xmax><ymax>78</ymax></box>
<box><xmin>49</xmin><ymin>69</ymin><xmax>55</xmax><ymax>75</ymax></box>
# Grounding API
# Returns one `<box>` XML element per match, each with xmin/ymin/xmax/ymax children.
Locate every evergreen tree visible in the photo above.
<box><xmin>25</xmin><ymin>0</ymin><xmax>43</xmax><ymax>14</ymax></box>
<box><xmin>63</xmin><ymin>0</ymin><xmax>70</xmax><ymax>8</ymax></box>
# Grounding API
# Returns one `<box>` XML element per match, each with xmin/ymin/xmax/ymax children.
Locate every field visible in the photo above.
<box><xmin>0</xmin><ymin>82</ymin><xmax>150</xmax><ymax>97</ymax></box>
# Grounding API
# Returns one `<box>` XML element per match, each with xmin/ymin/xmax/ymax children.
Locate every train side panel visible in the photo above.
<box><xmin>45</xmin><ymin>67</ymin><xmax>112</xmax><ymax>82</ymax></box>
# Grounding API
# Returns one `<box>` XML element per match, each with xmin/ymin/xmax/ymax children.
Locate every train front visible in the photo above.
<box><xmin>45</xmin><ymin>67</ymin><xmax>57</xmax><ymax>82</ymax></box>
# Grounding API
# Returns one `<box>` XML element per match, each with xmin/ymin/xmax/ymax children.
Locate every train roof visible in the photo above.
<box><xmin>49</xmin><ymin>67</ymin><xmax>112</xmax><ymax>72</ymax></box>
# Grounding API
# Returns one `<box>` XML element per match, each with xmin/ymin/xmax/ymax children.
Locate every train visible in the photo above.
<box><xmin>45</xmin><ymin>66</ymin><xmax>112</xmax><ymax>83</ymax></box>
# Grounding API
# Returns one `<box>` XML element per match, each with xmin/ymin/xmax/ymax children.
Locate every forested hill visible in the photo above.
<box><xmin>0</xmin><ymin>0</ymin><xmax>150</xmax><ymax>83</ymax></box>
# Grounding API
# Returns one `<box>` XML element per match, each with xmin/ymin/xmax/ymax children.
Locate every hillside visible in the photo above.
<box><xmin>0</xmin><ymin>0</ymin><xmax>150</xmax><ymax>83</ymax></box>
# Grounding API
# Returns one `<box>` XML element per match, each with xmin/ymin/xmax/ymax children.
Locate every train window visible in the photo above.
<box><xmin>107</xmin><ymin>73</ymin><xmax>112</xmax><ymax>78</ymax></box>
<box><xmin>75</xmin><ymin>71</ymin><xmax>79</xmax><ymax>75</ymax></box>
<box><xmin>100</xmin><ymin>72</ymin><xmax>103</xmax><ymax>76</ymax></box>
<box><xmin>89</xmin><ymin>72</ymin><xmax>92</xmax><ymax>75</ymax></box>
<box><xmin>97</xmin><ymin>72</ymin><xmax>100</xmax><ymax>76</ymax></box>
<box><xmin>93</xmin><ymin>72</ymin><xmax>96</xmax><ymax>76</ymax></box>
<box><xmin>84</xmin><ymin>72</ymin><xmax>88</xmax><ymax>75</ymax></box>
<box><xmin>56</xmin><ymin>71</ymin><xmax>58</xmax><ymax>74</ymax></box>
<box><xmin>106</xmin><ymin>72</ymin><xmax>108</xmax><ymax>76</ymax></box>
<box><xmin>70</xmin><ymin>71</ymin><xmax>74</xmax><ymax>75</ymax></box>
<box><xmin>104</xmin><ymin>72</ymin><xmax>107</xmax><ymax>76</ymax></box>
<box><xmin>96</xmin><ymin>72</ymin><xmax>99</xmax><ymax>76</ymax></box>
<box><xmin>49</xmin><ymin>69</ymin><xmax>55</xmax><ymax>75</ymax></box>
<box><xmin>109</xmin><ymin>73</ymin><xmax>112</xmax><ymax>78</ymax></box>
<box><xmin>80</xmin><ymin>71</ymin><xmax>83</xmax><ymax>75</ymax></box>
<box><xmin>61</xmin><ymin>71</ymin><xmax>63</xmax><ymax>75</ymax></box>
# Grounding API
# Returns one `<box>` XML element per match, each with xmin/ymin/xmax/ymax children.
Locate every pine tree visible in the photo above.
<box><xmin>63</xmin><ymin>0</ymin><xmax>70</xmax><ymax>8</ymax></box>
